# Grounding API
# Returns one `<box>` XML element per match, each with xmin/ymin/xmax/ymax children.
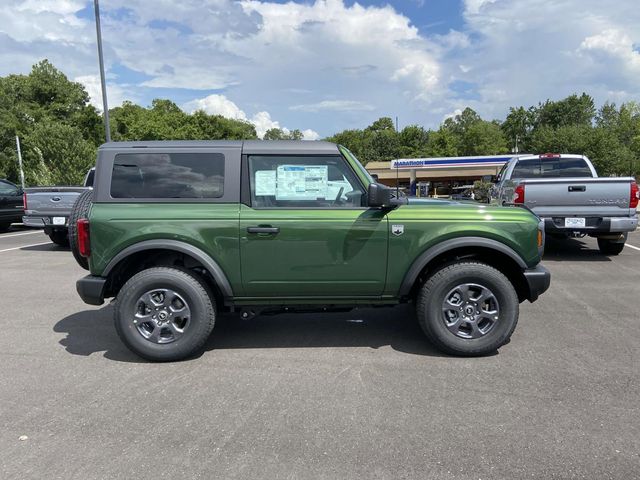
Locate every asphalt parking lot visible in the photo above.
<box><xmin>1</xmin><ymin>226</ymin><xmax>639</xmax><ymax>479</ymax></box>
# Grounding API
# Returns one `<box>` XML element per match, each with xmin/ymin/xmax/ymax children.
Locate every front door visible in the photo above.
<box><xmin>239</xmin><ymin>154</ymin><xmax>388</xmax><ymax>297</ymax></box>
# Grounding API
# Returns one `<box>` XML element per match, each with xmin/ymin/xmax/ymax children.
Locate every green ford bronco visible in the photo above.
<box><xmin>74</xmin><ymin>140</ymin><xmax>550</xmax><ymax>361</ymax></box>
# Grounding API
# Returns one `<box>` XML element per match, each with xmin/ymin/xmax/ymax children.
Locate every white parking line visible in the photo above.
<box><xmin>0</xmin><ymin>231</ymin><xmax>41</xmax><ymax>238</ymax></box>
<box><xmin>626</xmin><ymin>244</ymin><xmax>640</xmax><ymax>252</ymax></box>
<box><xmin>0</xmin><ymin>241</ymin><xmax>51</xmax><ymax>253</ymax></box>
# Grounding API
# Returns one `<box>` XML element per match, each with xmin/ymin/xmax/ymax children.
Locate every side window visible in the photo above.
<box><xmin>0</xmin><ymin>181</ymin><xmax>18</xmax><ymax>195</ymax></box>
<box><xmin>110</xmin><ymin>152</ymin><xmax>224</xmax><ymax>199</ymax></box>
<box><xmin>495</xmin><ymin>162</ymin><xmax>509</xmax><ymax>183</ymax></box>
<box><xmin>249</xmin><ymin>155</ymin><xmax>364</xmax><ymax>208</ymax></box>
<box><xmin>511</xmin><ymin>159</ymin><xmax>541</xmax><ymax>178</ymax></box>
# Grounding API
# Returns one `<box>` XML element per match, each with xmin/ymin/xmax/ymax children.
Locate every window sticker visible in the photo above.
<box><xmin>255</xmin><ymin>170</ymin><xmax>276</xmax><ymax>196</ymax></box>
<box><xmin>276</xmin><ymin>165</ymin><xmax>328</xmax><ymax>200</ymax></box>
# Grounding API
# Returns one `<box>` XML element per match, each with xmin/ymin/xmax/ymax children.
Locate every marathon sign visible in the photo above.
<box><xmin>390</xmin><ymin>156</ymin><xmax>515</xmax><ymax>170</ymax></box>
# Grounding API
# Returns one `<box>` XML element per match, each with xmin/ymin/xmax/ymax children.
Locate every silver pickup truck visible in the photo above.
<box><xmin>22</xmin><ymin>168</ymin><xmax>94</xmax><ymax>245</ymax></box>
<box><xmin>491</xmin><ymin>154</ymin><xmax>638</xmax><ymax>255</ymax></box>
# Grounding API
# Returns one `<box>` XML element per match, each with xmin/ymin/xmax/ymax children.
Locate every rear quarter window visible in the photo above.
<box><xmin>110</xmin><ymin>152</ymin><xmax>225</xmax><ymax>198</ymax></box>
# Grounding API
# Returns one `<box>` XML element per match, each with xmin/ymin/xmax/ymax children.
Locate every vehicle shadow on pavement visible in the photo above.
<box><xmin>542</xmin><ymin>237</ymin><xmax>611</xmax><ymax>262</ymax></box>
<box><xmin>54</xmin><ymin>304</ymin><xmax>452</xmax><ymax>362</ymax></box>
<box><xmin>54</xmin><ymin>305</ymin><xmax>144</xmax><ymax>363</ymax></box>
<box><xmin>208</xmin><ymin>305</ymin><xmax>450</xmax><ymax>357</ymax></box>
<box><xmin>21</xmin><ymin>243</ymin><xmax>70</xmax><ymax>252</ymax></box>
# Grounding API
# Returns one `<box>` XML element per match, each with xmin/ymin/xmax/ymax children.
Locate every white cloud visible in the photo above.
<box><xmin>579</xmin><ymin>28</ymin><xmax>640</xmax><ymax>73</ymax></box>
<box><xmin>2</xmin><ymin>0</ymin><xmax>640</xmax><ymax>135</ymax></box>
<box><xmin>75</xmin><ymin>75</ymin><xmax>130</xmax><ymax>110</ymax></box>
<box><xmin>183</xmin><ymin>94</ymin><xmax>247</xmax><ymax>120</ymax></box>
<box><xmin>290</xmin><ymin>100</ymin><xmax>375</xmax><ymax>112</ymax></box>
<box><xmin>184</xmin><ymin>94</ymin><xmax>320</xmax><ymax>140</ymax></box>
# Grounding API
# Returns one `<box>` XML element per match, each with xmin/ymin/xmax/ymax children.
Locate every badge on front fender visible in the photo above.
<box><xmin>391</xmin><ymin>224</ymin><xmax>404</xmax><ymax>236</ymax></box>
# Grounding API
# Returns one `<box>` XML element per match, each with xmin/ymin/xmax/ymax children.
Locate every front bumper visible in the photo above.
<box><xmin>523</xmin><ymin>265</ymin><xmax>551</xmax><ymax>302</ymax></box>
<box><xmin>77</xmin><ymin>275</ymin><xmax>106</xmax><ymax>306</ymax></box>
<box><xmin>543</xmin><ymin>216</ymin><xmax>637</xmax><ymax>235</ymax></box>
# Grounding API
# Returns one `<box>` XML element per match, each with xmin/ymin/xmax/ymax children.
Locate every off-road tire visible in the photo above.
<box><xmin>416</xmin><ymin>261</ymin><xmax>519</xmax><ymax>356</ymax></box>
<box><xmin>0</xmin><ymin>222</ymin><xmax>11</xmax><ymax>233</ymax></box>
<box><xmin>48</xmin><ymin>230</ymin><xmax>69</xmax><ymax>246</ymax></box>
<box><xmin>68</xmin><ymin>190</ymin><xmax>93</xmax><ymax>269</ymax></box>
<box><xmin>114</xmin><ymin>267</ymin><xmax>216</xmax><ymax>362</ymax></box>
<box><xmin>597</xmin><ymin>238</ymin><xmax>625</xmax><ymax>256</ymax></box>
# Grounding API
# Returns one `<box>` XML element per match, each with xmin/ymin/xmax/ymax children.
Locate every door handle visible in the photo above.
<box><xmin>568</xmin><ymin>185</ymin><xmax>586</xmax><ymax>192</ymax></box>
<box><xmin>247</xmin><ymin>226</ymin><xmax>280</xmax><ymax>235</ymax></box>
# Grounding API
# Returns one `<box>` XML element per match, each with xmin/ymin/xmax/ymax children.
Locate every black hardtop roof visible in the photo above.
<box><xmin>99</xmin><ymin>140</ymin><xmax>340</xmax><ymax>155</ymax></box>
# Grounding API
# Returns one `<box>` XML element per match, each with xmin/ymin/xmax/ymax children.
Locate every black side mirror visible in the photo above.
<box><xmin>368</xmin><ymin>183</ymin><xmax>392</xmax><ymax>208</ymax></box>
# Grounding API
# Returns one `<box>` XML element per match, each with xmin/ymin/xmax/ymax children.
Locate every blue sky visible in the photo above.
<box><xmin>1</xmin><ymin>0</ymin><xmax>639</xmax><ymax>139</ymax></box>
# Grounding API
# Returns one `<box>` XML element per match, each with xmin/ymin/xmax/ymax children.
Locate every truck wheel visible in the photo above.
<box><xmin>48</xmin><ymin>230</ymin><xmax>69</xmax><ymax>246</ymax></box>
<box><xmin>416</xmin><ymin>261</ymin><xmax>519</xmax><ymax>356</ymax></box>
<box><xmin>0</xmin><ymin>222</ymin><xmax>10</xmax><ymax>232</ymax></box>
<box><xmin>114</xmin><ymin>267</ymin><xmax>216</xmax><ymax>362</ymax></box>
<box><xmin>597</xmin><ymin>238</ymin><xmax>625</xmax><ymax>255</ymax></box>
<box><xmin>68</xmin><ymin>190</ymin><xmax>93</xmax><ymax>270</ymax></box>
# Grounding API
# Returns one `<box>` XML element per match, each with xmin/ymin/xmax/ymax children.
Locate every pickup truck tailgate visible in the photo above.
<box><xmin>521</xmin><ymin>178</ymin><xmax>634</xmax><ymax>217</ymax></box>
<box><xmin>24</xmin><ymin>187</ymin><xmax>88</xmax><ymax>216</ymax></box>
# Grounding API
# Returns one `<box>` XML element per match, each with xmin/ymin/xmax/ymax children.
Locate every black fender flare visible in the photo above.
<box><xmin>102</xmin><ymin>239</ymin><xmax>233</xmax><ymax>298</ymax></box>
<box><xmin>398</xmin><ymin>237</ymin><xmax>527</xmax><ymax>297</ymax></box>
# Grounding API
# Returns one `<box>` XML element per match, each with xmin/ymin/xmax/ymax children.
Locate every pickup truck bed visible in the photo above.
<box><xmin>491</xmin><ymin>154</ymin><xmax>638</xmax><ymax>254</ymax></box>
<box><xmin>518</xmin><ymin>177</ymin><xmax>638</xmax><ymax>234</ymax></box>
<box><xmin>23</xmin><ymin>186</ymin><xmax>90</xmax><ymax>229</ymax></box>
<box><xmin>22</xmin><ymin>168</ymin><xmax>95</xmax><ymax>238</ymax></box>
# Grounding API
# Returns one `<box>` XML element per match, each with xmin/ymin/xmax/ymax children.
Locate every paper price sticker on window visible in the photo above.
<box><xmin>276</xmin><ymin>165</ymin><xmax>328</xmax><ymax>200</ymax></box>
<box><xmin>255</xmin><ymin>170</ymin><xmax>276</xmax><ymax>196</ymax></box>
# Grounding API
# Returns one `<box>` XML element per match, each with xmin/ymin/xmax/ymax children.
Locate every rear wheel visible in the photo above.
<box><xmin>0</xmin><ymin>222</ymin><xmax>10</xmax><ymax>232</ymax></box>
<box><xmin>114</xmin><ymin>267</ymin><xmax>216</xmax><ymax>362</ymax></box>
<box><xmin>68</xmin><ymin>190</ymin><xmax>93</xmax><ymax>269</ymax></box>
<box><xmin>416</xmin><ymin>261</ymin><xmax>519</xmax><ymax>356</ymax></box>
<box><xmin>597</xmin><ymin>238</ymin><xmax>625</xmax><ymax>255</ymax></box>
<box><xmin>48</xmin><ymin>230</ymin><xmax>69</xmax><ymax>246</ymax></box>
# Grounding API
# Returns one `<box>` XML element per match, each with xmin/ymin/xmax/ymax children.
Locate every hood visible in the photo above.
<box><xmin>407</xmin><ymin>197</ymin><xmax>477</xmax><ymax>206</ymax></box>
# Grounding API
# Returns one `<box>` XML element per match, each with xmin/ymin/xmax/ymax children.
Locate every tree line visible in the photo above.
<box><xmin>328</xmin><ymin>94</ymin><xmax>640</xmax><ymax>177</ymax></box>
<box><xmin>1</xmin><ymin>60</ymin><xmax>639</xmax><ymax>185</ymax></box>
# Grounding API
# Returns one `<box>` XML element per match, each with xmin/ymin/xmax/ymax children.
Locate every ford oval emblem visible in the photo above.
<box><xmin>51</xmin><ymin>196</ymin><xmax>61</xmax><ymax>202</ymax></box>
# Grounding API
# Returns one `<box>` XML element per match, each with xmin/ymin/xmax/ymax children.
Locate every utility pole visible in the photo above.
<box><xmin>94</xmin><ymin>0</ymin><xmax>111</xmax><ymax>142</ymax></box>
<box><xmin>15</xmin><ymin>136</ymin><xmax>25</xmax><ymax>189</ymax></box>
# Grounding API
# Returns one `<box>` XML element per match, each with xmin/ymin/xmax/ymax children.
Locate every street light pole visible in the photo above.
<box><xmin>94</xmin><ymin>0</ymin><xmax>111</xmax><ymax>142</ymax></box>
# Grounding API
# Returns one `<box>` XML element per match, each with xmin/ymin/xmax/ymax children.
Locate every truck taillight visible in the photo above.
<box><xmin>631</xmin><ymin>181</ymin><xmax>639</xmax><ymax>209</ymax></box>
<box><xmin>23</xmin><ymin>192</ymin><xmax>27</xmax><ymax>210</ymax></box>
<box><xmin>77</xmin><ymin>219</ymin><xmax>91</xmax><ymax>257</ymax></box>
<box><xmin>514</xmin><ymin>184</ymin><xmax>525</xmax><ymax>204</ymax></box>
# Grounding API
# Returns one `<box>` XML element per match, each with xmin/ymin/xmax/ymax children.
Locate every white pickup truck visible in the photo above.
<box><xmin>491</xmin><ymin>154</ymin><xmax>638</xmax><ymax>255</ymax></box>
<box><xmin>22</xmin><ymin>168</ymin><xmax>94</xmax><ymax>245</ymax></box>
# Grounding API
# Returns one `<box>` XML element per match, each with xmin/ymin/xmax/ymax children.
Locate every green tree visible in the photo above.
<box><xmin>535</xmin><ymin>93</ymin><xmax>595</xmax><ymax>129</ymax></box>
<box><xmin>0</xmin><ymin>60</ymin><xmax>102</xmax><ymax>184</ymax></box>
<box><xmin>502</xmin><ymin>106</ymin><xmax>536</xmax><ymax>152</ymax></box>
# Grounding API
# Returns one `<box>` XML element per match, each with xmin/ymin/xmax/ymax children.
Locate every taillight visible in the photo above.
<box><xmin>631</xmin><ymin>181</ymin><xmax>639</xmax><ymax>209</ymax></box>
<box><xmin>77</xmin><ymin>218</ymin><xmax>91</xmax><ymax>257</ymax></box>
<box><xmin>514</xmin><ymin>184</ymin><xmax>525</xmax><ymax>204</ymax></box>
<box><xmin>23</xmin><ymin>192</ymin><xmax>27</xmax><ymax>210</ymax></box>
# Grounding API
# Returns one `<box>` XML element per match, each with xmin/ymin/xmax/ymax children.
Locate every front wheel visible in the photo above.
<box><xmin>597</xmin><ymin>238</ymin><xmax>625</xmax><ymax>256</ymax></box>
<box><xmin>416</xmin><ymin>261</ymin><xmax>519</xmax><ymax>356</ymax></box>
<box><xmin>114</xmin><ymin>267</ymin><xmax>216</xmax><ymax>362</ymax></box>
